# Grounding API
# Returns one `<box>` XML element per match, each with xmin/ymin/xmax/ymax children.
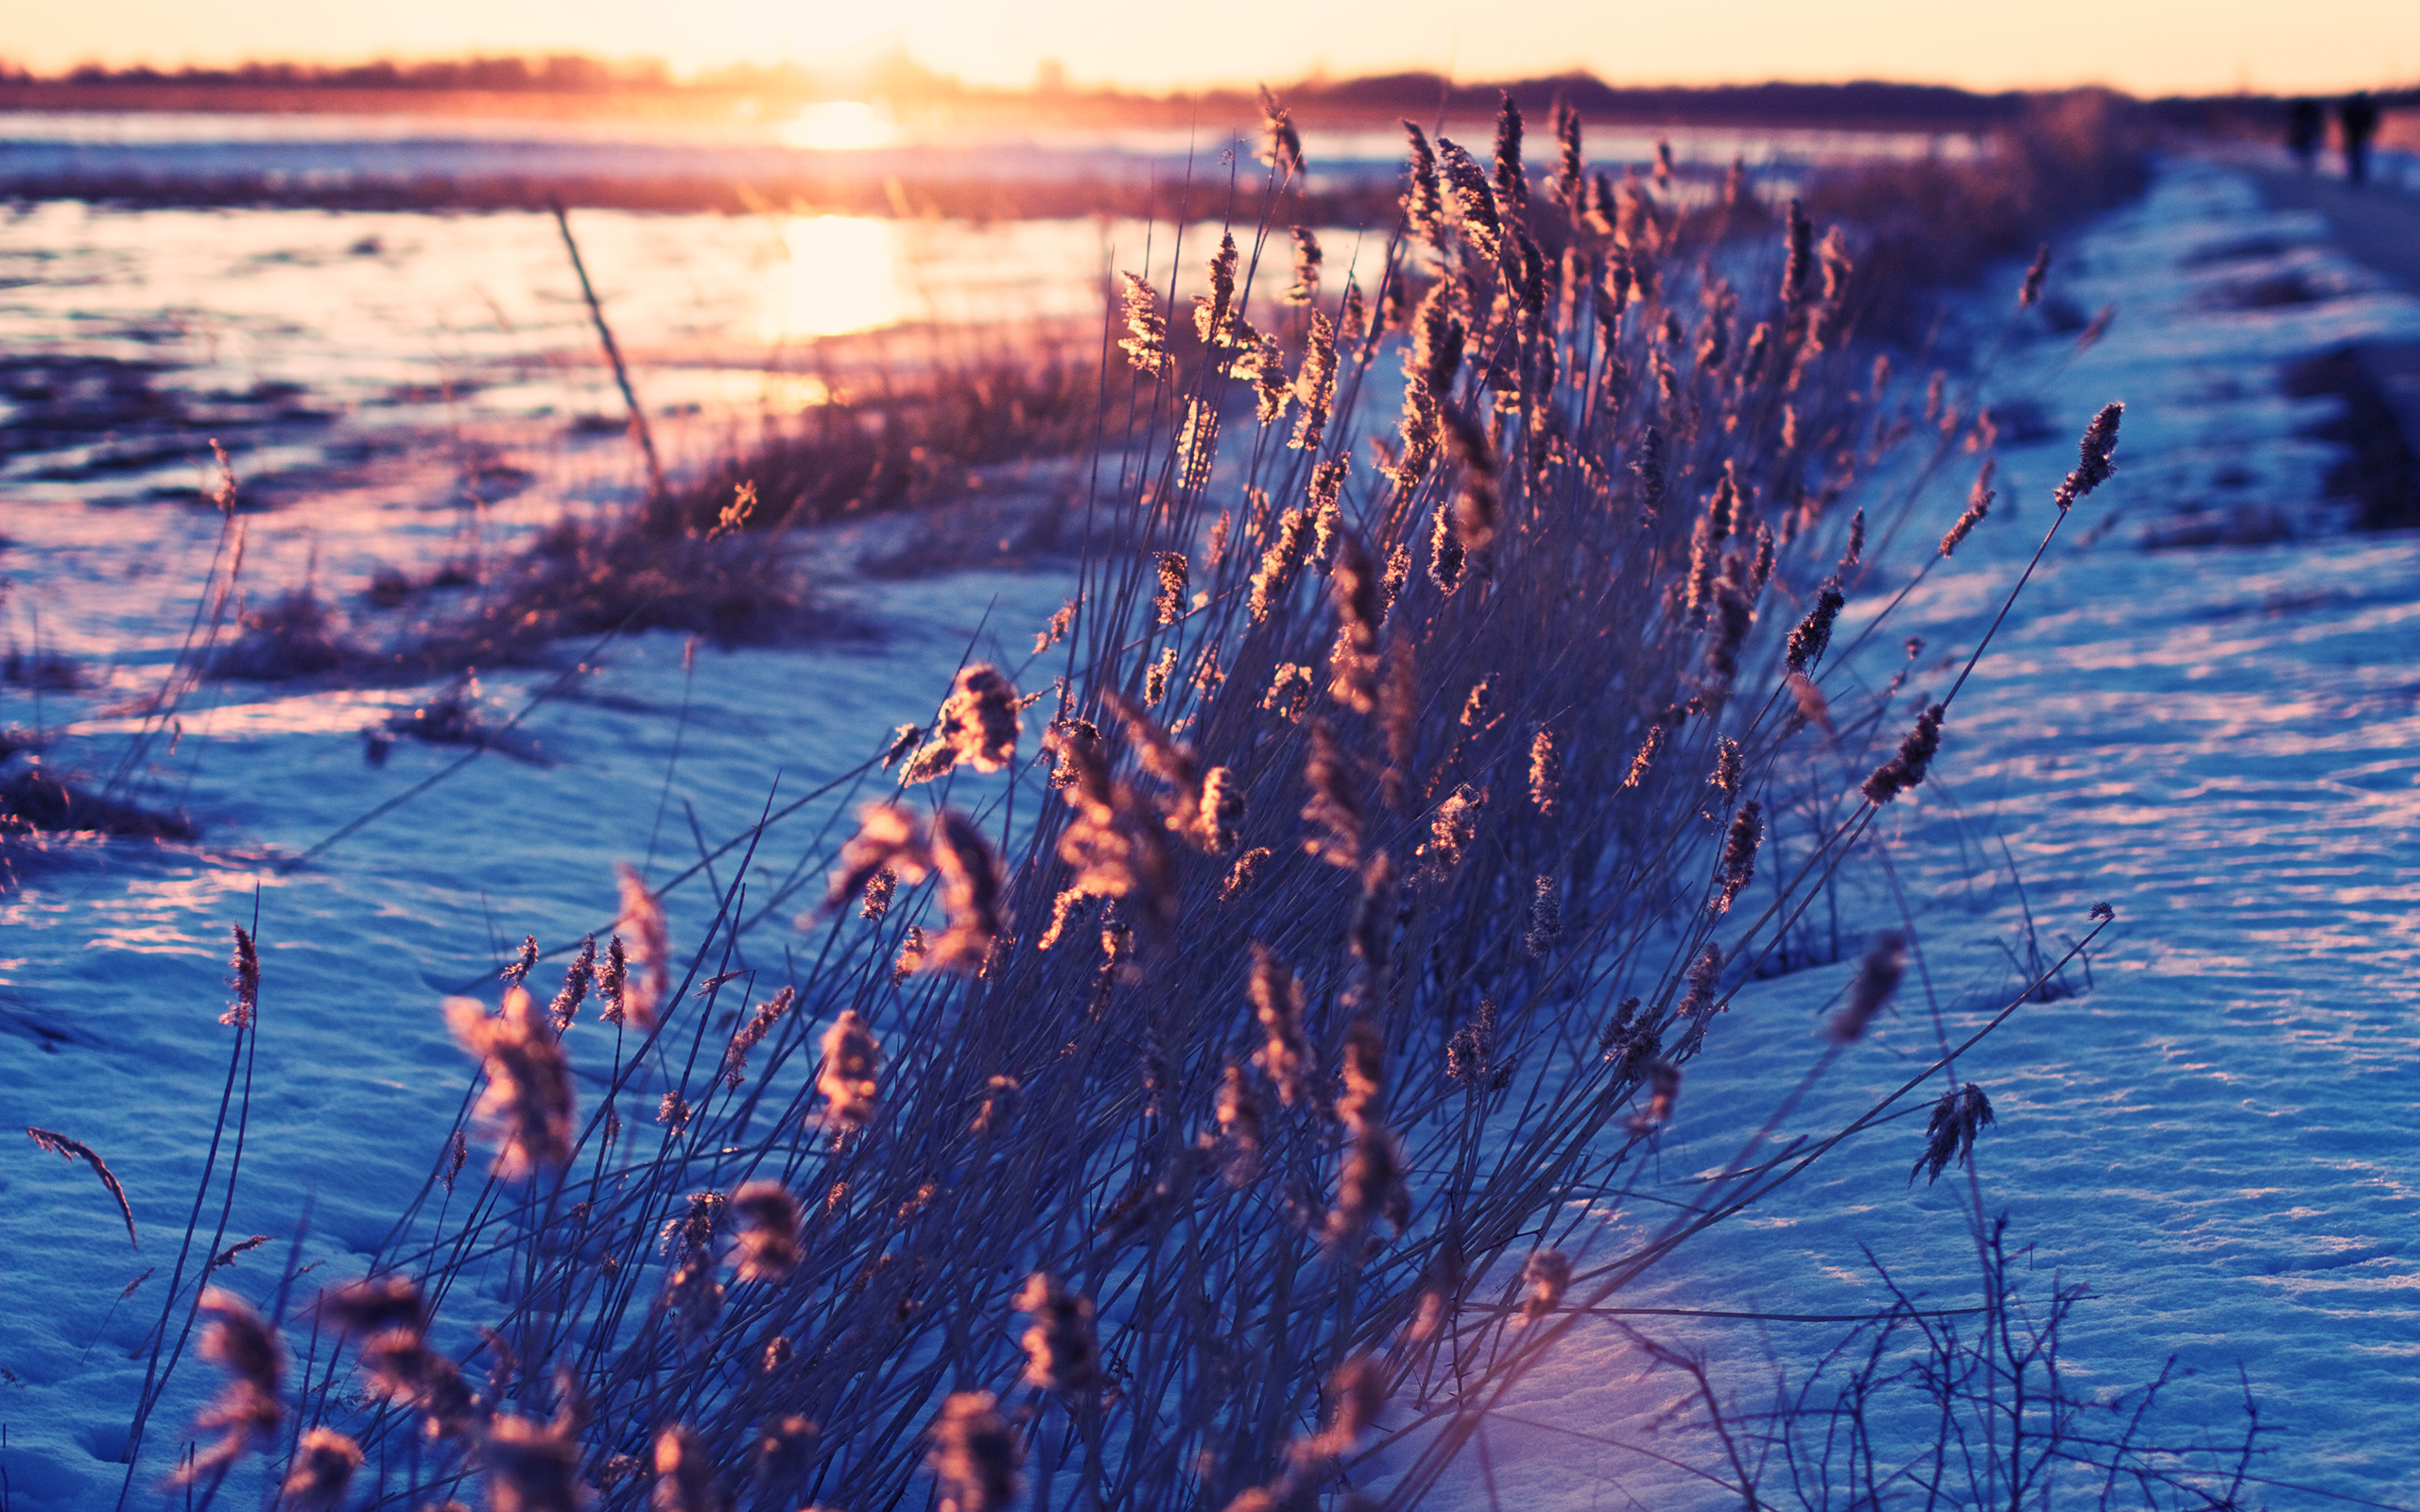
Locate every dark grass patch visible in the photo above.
<box><xmin>2203</xmin><ymin>269</ymin><xmax>2326</xmax><ymax>310</ymax></box>
<box><xmin>1807</xmin><ymin>91</ymin><xmax>2152</xmax><ymax>343</ymax></box>
<box><xmin>0</xmin><ymin>766</ymin><xmax>194</xmax><ymax>839</ymax></box>
<box><xmin>208</xmin><ymin>587</ymin><xmax>361</xmax><ymax>679</ymax></box>
<box><xmin>662</xmin><ymin>354</ymin><xmax>1103</xmax><ymax>535</ymax></box>
<box><xmin>338</xmin><ymin>352</ymin><xmax>1104</xmax><ymax>678</ymax></box>
<box><xmin>3</xmin><ymin>648</ymin><xmax>82</xmax><ymax>691</ymax></box>
<box><xmin>2181</xmin><ymin>233</ymin><xmax>2311</xmax><ymax>267</ymax></box>
<box><xmin>369</xmin><ymin>680</ymin><xmax>550</xmax><ymax>766</ymax></box>
<box><xmin>2285</xmin><ymin>347</ymin><xmax>2420</xmax><ymax>529</ymax></box>
<box><xmin>2139</xmin><ymin>503</ymin><xmax>2295</xmax><ymax>550</ymax></box>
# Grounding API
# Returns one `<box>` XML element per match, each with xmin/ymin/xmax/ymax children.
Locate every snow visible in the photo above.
<box><xmin>5</xmin><ymin>155</ymin><xmax>2420</xmax><ymax>1508</ymax></box>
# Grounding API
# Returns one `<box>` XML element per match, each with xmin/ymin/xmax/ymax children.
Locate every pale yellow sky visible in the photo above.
<box><xmin>7</xmin><ymin>0</ymin><xmax>2415</xmax><ymax>96</ymax></box>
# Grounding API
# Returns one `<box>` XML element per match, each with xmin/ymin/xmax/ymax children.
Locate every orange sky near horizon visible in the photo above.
<box><xmin>6</xmin><ymin>0</ymin><xmax>2415</xmax><ymax>97</ymax></box>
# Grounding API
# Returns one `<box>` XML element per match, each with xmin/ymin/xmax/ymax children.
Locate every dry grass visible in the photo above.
<box><xmin>1809</xmin><ymin>90</ymin><xmax>2152</xmax><ymax>341</ymax></box>
<box><xmin>107</xmin><ymin>100</ymin><xmax>2206</xmax><ymax>1512</ymax></box>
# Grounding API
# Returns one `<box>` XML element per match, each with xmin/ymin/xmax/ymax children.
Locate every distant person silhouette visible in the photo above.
<box><xmin>2287</xmin><ymin>97</ymin><xmax>2325</xmax><ymax>170</ymax></box>
<box><xmin>2341</xmin><ymin>93</ymin><xmax>2379</xmax><ymax>185</ymax></box>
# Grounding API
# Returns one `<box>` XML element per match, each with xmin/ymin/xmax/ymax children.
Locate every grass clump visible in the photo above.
<box><xmin>334</xmin><ymin>352</ymin><xmax>1103</xmax><ymax>679</ymax></box>
<box><xmin>1809</xmin><ymin>90</ymin><xmax>2152</xmax><ymax>340</ymax></box>
<box><xmin>107</xmin><ymin>99</ymin><xmax>2205</xmax><ymax>1512</ymax></box>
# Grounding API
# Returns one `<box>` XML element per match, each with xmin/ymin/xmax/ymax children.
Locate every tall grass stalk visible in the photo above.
<box><xmin>147</xmin><ymin>100</ymin><xmax>2150</xmax><ymax>1510</ymax></box>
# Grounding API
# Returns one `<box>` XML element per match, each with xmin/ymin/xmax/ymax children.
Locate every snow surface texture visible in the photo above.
<box><xmin>2</xmin><ymin>157</ymin><xmax>2417</xmax><ymax>1506</ymax></box>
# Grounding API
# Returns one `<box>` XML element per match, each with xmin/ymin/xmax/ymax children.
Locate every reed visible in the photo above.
<box><xmin>113</xmin><ymin>97</ymin><xmax>2213</xmax><ymax>1512</ymax></box>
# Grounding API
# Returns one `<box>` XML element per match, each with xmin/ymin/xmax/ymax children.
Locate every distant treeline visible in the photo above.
<box><xmin>0</xmin><ymin>54</ymin><xmax>2410</xmax><ymax>130</ymax></box>
<box><xmin>0</xmin><ymin>55</ymin><xmax>675</xmax><ymax>93</ymax></box>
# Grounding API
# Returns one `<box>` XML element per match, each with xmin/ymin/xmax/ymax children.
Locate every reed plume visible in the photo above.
<box><xmin>652</xmin><ymin>1426</ymin><xmax>727</xmax><ymax>1512</ymax></box>
<box><xmin>1290</xmin><ymin>311</ymin><xmax>1339</xmax><ymax>453</ymax></box>
<box><xmin>2019</xmin><ymin>243</ymin><xmax>2051</xmax><ymax>308</ymax></box>
<box><xmin>1687</xmin><ymin>471</ymin><xmax>1737</xmax><ymax>615</ymax></box>
<box><xmin>817</xmin><ymin>1010</ymin><xmax>881</xmax><ymax>1130</ymax></box>
<box><xmin>1196</xmin><ymin>231</ymin><xmax>1240</xmax><ymax>343</ymax></box>
<box><xmin>1548</xmin><ymin>98</ymin><xmax>1584</xmax><ymax>213</ymax></box>
<box><xmin>223</xmin><ymin>923</ymin><xmax>259</xmax><ymax>1028</ymax></box>
<box><xmin>935</xmin><ymin>663</ymin><xmax>1024</xmax><ymax>775</ymax></box>
<box><xmin>503</xmin><ymin>934</ymin><xmax>537</xmax><ymax>988</ymax></box>
<box><xmin>1402</xmin><ymin>121</ymin><xmax>1445</xmax><ymax>242</ymax></box>
<box><xmin>482</xmin><ymin>1409</ymin><xmax>584</xmax><ymax>1512</ymax></box>
<box><xmin>1441</xmin><ymin>404</ymin><xmax>1499</xmax><ymax>564</ymax></box>
<box><xmin>1786</xmin><ymin>582</ymin><xmax>1847</xmax><ymax>672</ymax></box>
<box><xmin>1117</xmin><ymin>271</ymin><xmax>1171</xmax><ymax>374</ymax></box>
<box><xmin>359</xmin><ymin>1327</ymin><xmax>477</xmax><ymax>1437</ymax></box>
<box><xmin>1492</xmin><ymin>94</ymin><xmax>1528</xmax><ymax>221</ymax></box>
<box><xmin>25</xmin><ymin>1126</ymin><xmax>137</xmax><ymax>1247</ymax></box>
<box><xmin>1249</xmin><ymin>945</ymin><xmax>1313</xmax><ymax>1107</ymax></box>
<box><xmin>1913</xmin><ymin>1084</ymin><xmax>1996</xmax><ymax>1183</ymax></box>
<box><xmin>1517</xmin><ymin>1248</ymin><xmax>1571</xmax><ymax>1324</ymax></box>
<box><xmin>2052</xmin><ymin>402</ymin><xmax>2124</xmax><ymax>510</ymax></box>
<box><xmin>614</xmin><ymin>863</ymin><xmax>671</xmax><ymax>1029</ymax></box>
<box><xmin>1217</xmin><ymin>1062</ymin><xmax>1265</xmax><ymax>1183</ymax></box>
<box><xmin>928</xmin><ymin>1392</ymin><xmax>1020</xmax><ymax>1512</ymax></box>
<box><xmin>179</xmin><ymin>1288</ymin><xmax>284</xmax><ymax>1481</ymax></box>
<box><xmin>1155</xmin><ymin>552</ymin><xmax>1190</xmax><ymax>627</ymax></box>
<box><xmin>1286</xmin><ymin>227</ymin><xmax>1323</xmax><ymax>307</ymax></box>
<box><xmin>1523</xmin><ymin>876</ymin><xmax>1562</xmax><ymax>957</ymax></box>
<box><xmin>1434</xmin><ymin>137</ymin><xmax>1503</xmax><ymax>260</ymax></box>
<box><xmin>1178</xmin><ymin>400</ymin><xmax>1221</xmax><ymax>491</ymax></box>
<box><xmin>282</xmin><ymin>1427</ymin><xmax>363</xmax><ymax>1511</ymax></box>
<box><xmin>319</xmin><ymin>1275</ymin><xmax>426</xmax><ymax>1336</ymax></box>
<box><xmin>731</xmin><ymin>1180</ymin><xmax>803</xmax><ymax>1282</ymax></box>
<box><xmin>1249</xmin><ymin>507</ymin><xmax>1310</xmax><ymax>622</ymax></box>
<box><xmin>445</xmin><ymin>986</ymin><xmax>575</xmax><ymax>1177</ymax></box>
<box><xmin>1828</xmin><ymin>931</ymin><xmax>1907</xmax><ymax>1043</ymax></box>
<box><xmin>1622</xmin><ymin>726</ymin><xmax>1664</xmax><ymax>789</ymax></box>
<box><xmin>1015</xmin><ymin>1273</ymin><xmax>1100</xmax><ymax>1391</ymax></box>
<box><xmin>1782</xmin><ymin>198</ymin><xmax>1813</xmax><ymax>306</ymax></box>
<box><xmin>1624</xmin><ymin>1060</ymin><xmax>1682</xmax><ymax>1133</ymax></box>
<box><xmin>1713</xmin><ymin>800</ymin><xmax>1762</xmax><ymax>914</ymax></box>
<box><xmin>1301</xmin><ymin>720</ymin><xmax>1364</xmax><ymax>868</ymax></box>
<box><xmin>1941</xmin><ymin>460</ymin><xmax>1996</xmax><ymax>556</ymax></box>
<box><xmin>1257</xmin><ymin>86</ymin><xmax>1305</xmax><ymax>176</ymax></box>
<box><xmin>546</xmin><ymin>934</ymin><xmax>596</xmax><ymax>1029</ymax></box>
<box><xmin>1861</xmin><ymin>703</ymin><xmax>1946</xmax><ymax>804</ymax></box>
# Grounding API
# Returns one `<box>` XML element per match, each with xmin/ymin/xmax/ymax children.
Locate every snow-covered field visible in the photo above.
<box><xmin>4</xmin><ymin>157</ymin><xmax>2418</xmax><ymax>1507</ymax></box>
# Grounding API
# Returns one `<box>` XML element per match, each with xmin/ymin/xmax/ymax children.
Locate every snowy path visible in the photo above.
<box><xmin>1403</xmin><ymin>159</ymin><xmax>2420</xmax><ymax>1510</ymax></box>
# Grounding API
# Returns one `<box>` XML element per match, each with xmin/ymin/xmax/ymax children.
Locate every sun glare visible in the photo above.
<box><xmin>765</xmin><ymin>215</ymin><xmax>911</xmax><ymax>340</ymax></box>
<box><xmin>778</xmin><ymin>102</ymin><xmax>900</xmax><ymax>153</ymax></box>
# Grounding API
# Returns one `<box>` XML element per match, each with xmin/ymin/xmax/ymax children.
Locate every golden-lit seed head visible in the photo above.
<box><xmin>816</xmin><ymin>1010</ymin><xmax>881</xmax><ymax>1130</ymax></box>
<box><xmin>928</xmin><ymin>1392</ymin><xmax>1021</xmax><ymax>1512</ymax></box>
<box><xmin>732</xmin><ymin>1180</ymin><xmax>803</xmax><ymax>1283</ymax></box>
<box><xmin>1829</xmin><ymin>930</ymin><xmax>1907</xmax><ymax>1043</ymax></box>
<box><xmin>446</xmin><ymin>986</ymin><xmax>576</xmax><ymax>1178</ymax></box>
<box><xmin>1116</xmin><ymin>271</ymin><xmax>1170</xmax><ymax>374</ymax></box>
<box><xmin>282</xmin><ymin>1428</ymin><xmax>363</xmax><ymax>1511</ymax></box>
<box><xmin>1529</xmin><ymin>728</ymin><xmax>1561</xmax><ymax>816</ymax></box>
<box><xmin>1517</xmin><ymin>1249</ymin><xmax>1571</xmax><ymax>1324</ymax></box>
<box><xmin>614</xmin><ymin>862</ymin><xmax>671</xmax><ymax>1030</ymax></box>
<box><xmin>1015</xmin><ymin>1273</ymin><xmax>1100</xmax><ymax>1391</ymax></box>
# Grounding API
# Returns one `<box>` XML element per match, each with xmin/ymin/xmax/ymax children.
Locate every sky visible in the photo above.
<box><xmin>7</xmin><ymin>0</ymin><xmax>2415</xmax><ymax>97</ymax></box>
